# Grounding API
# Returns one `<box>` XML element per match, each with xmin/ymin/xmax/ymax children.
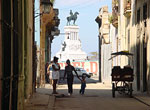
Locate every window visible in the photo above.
<box><xmin>143</xmin><ymin>3</ymin><xmax>147</xmax><ymax>27</ymax></box>
<box><xmin>143</xmin><ymin>3</ymin><xmax>147</xmax><ymax>20</ymax></box>
<box><xmin>137</xmin><ymin>9</ymin><xmax>140</xmax><ymax>24</ymax></box>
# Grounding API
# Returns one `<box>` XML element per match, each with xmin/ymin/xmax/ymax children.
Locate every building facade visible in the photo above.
<box><xmin>110</xmin><ymin>0</ymin><xmax>150</xmax><ymax>93</ymax></box>
<box><xmin>96</xmin><ymin>0</ymin><xmax>150</xmax><ymax>93</ymax></box>
<box><xmin>0</xmin><ymin>0</ymin><xmax>35</xmax><ymax>110</ymax></box>
<box><xmin>39</xmin><ymin>0</ymin><xmax>60</xmax><ymax>87</ymax></box>
<box><xmin>96</xmin><ymin>6</ymin><xmax>112</xmax><ymax>83</ymax></box>
<box><xmin>130</xmin><ymin>0</ymin><xmax>150</xmax><ymax>93</ymax></box>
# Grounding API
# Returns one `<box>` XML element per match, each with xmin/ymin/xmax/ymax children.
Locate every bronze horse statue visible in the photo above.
<box><xmin>67</xmin><ymin>12</ymin><xmax>79</xmax><ymax>25</ymax></box>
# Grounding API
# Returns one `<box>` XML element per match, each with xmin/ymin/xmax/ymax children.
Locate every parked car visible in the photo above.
<box><xmin>59</xmin><ymin>69</ymin><xmax>65</xmax><ymax>80</ymax></box>
<box><xmin>73</xmin><ymin>67</ymin><xmax>93</xmax><ymax>78</ymax></box>
<box><xmin>59</xmin><ymin>67</ymin><xmax>93</xmax><ymax>79</ymax></box>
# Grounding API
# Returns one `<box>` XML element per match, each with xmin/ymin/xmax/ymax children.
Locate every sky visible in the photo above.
<box><xmin>35</xmin><ymin>0</ymin><xmax>112</xmax><ymax>57</ymax></box>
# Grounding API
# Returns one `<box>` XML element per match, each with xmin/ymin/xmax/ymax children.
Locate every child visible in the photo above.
<box><xmin>79</xmin><ymin>74</ymin><xmax>87</xmax><ymax>95</ymax></box>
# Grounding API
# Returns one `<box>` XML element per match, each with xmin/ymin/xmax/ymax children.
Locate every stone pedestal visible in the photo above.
<box><xmin>56</xmin><ymin>26</ymin><xmax>87</xmax><ymax>61</ymax></box>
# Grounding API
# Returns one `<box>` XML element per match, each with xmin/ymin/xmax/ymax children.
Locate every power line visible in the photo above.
<box><xmin>57</xmin><ymin>0</ymin><xmax>101</xmax><ymax>11</ymax></box>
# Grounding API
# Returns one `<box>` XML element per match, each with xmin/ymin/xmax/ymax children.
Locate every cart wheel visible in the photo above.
<box><xmin>129</xmin><ymin>83</ymin><xmax>133</xmax><ymax>98</ymax></box>
<box><xmin>112</xmin><ymin>83</ymin><xmax>115</xmax><ymax>98</ymax></box>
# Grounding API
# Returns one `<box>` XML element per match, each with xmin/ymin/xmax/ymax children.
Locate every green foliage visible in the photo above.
<box><xmin>50</xmin><ymin>0</ymin><xmax>55</xmax><ymax>4</ymax></box>
<box><xmin>108</xmin><ymin>15</ymin><xmax>113</xmax><ymax>23</ymax></box>
<box><xmin>88</xmin><ymin>52</ymin><xmax>98</xmax><ymax>60</ymax></box>
<box><xmin>90</xmin><ymin>52</ymin><xmax>98</xmax><ymax>56</ymax></box>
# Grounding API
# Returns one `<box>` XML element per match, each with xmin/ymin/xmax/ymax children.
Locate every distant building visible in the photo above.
<box><xmin>98</xmin><ymin>6</ymin><xmax>112</xmax><ymax>83</ymax></box>
<box><xmin>56</xmin><ymin>26</ymin><xmax>87</xmax><ymax>61</ymax></box>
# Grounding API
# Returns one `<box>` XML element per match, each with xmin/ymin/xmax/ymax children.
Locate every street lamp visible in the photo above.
<box><xmin>35</xmin><ymin>0</ymin><xmax>53</xmax><ymax>18</ymax></box>
<box><xmin>41</xmin><ymin>0</ymin><xmax>53</xmax><ymax>14</ymax></box>
<box><xmin>95</xmin><ymin>16</ymin><xmax>102</xmax><ymax>83</ymax></box>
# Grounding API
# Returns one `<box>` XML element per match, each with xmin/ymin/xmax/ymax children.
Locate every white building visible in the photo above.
<box><xmin>56</xmin><ymin>25</ymin><xmax>87</xmax><ymax>61</ymax></box>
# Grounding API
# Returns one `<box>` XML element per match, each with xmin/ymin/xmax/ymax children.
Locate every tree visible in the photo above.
<box><xmin>50</xmin><ymin>0</ymin><xmax>55</xmax><ymax>4</ymax></box>
<box><xmin>88</xmin><ymin>52</ymin><xmax>98</xmax><ymax>60</ymax></box>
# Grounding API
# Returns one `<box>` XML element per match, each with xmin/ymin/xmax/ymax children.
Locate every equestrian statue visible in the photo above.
<box><xmin>67</xmin><ymin>10</ymin><xmax>79</xmax><ymax>25</ymax></box>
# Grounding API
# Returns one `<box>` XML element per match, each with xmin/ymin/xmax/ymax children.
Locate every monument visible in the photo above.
<box><xmin>56</xmin><ymin>10</ymin><xmax>87</xmax><ymax>61</ymax></box>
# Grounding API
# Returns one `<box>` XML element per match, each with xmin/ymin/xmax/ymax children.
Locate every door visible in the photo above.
<box><xmin>136</xmin><ymin>9</ymin><xmax>141</xmax><ymax>91</ymax></box>
<box><xmin>2</xmin><ymin>0</ymin><xmax>19</xmax><ymax>110</ymax></box>
<box><xmin>142</xmin><ymin>3</ymin><xmax>147</xmax><ymax>92</ymax></box>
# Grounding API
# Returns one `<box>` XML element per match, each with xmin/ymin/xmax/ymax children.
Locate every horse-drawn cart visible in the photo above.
<box><xmin>110</xmin><ymin>51</ymin><xmax>134</xmax><ymax>98</ymax></box>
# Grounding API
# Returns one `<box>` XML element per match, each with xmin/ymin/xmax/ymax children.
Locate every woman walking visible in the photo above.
<box><xmin>63</xmin><ymin>59</ymin><xmax>80</xmax><ymax>96</ymax></box>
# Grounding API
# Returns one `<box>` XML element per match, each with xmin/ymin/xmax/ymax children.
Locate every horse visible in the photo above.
<box><xmin>67</xmin><ymin>12</ymin><xmax>79</xmax><ymax>25</ymax></box>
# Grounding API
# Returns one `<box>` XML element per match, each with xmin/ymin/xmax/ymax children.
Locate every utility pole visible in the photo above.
<box><xmin>95</xmin><ymin>15</ymin><xmax>102</xmax><ymax>82</ymax></box>
<box><xmin>98</xmin><ymin>34</ymin><xmax>102</xmax><ymax>82</ymax></box>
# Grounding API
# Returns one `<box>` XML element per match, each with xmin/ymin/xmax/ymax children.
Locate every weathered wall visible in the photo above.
<box><xmin>99</xmin><ymin>6</ymin><xmax>112</xmax><ymax>83</ymax></box>
<box><xmin>147</xmin><ymin>0</ymin><xmax>150</xmax><ymax>93</ymax></box>
<box><xmin>24</xmin><ymin>0</ymin><xmax>34</xmax><ymax>99</ymax></box>
<box><xmin>0</xmin><ymin>0</ymin><xmax>2</xmax><ymax>109</ymax></box>
<box><xmin>101</xmin><ymin>44</ymin><xmax>111</xmax><ymax>82</ymax></box>
<box><xmin>40</xmin><ymin>3</ymin><xmax>55</xmax><ymax>86</ymax></box>
<box><xmin>130</xmin><ymin>0</ymin><xmax>150</xmax><ymax>92</ymax></box>
<box><xmin>17</xmin><ymin>0</ymin><xmax>25</xmax><ymax>109</ymax></box>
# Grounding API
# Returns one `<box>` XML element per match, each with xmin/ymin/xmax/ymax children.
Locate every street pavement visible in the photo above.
<box><xmin>25</xmin><ymin>76</ymin><xmax>150</xmax><ymax>110</ymax></box>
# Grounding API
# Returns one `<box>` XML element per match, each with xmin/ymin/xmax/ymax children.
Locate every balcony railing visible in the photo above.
<box><xmin>124</xmin><ymin>0</ymin><xmax>131</xmax><ymax>17</ymax></box>
<box><xmin>111</xmin><ymin>0</ymin><xmax>119</xmax><ymax>28</ymax></box>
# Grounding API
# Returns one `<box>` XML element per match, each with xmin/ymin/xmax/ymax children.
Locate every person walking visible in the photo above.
<box><xmin>63</xmin><ymin>59</ymin><xmax>80</xmax><ymax>96</ymax></box>
<box><xmin>51</xmin><ymin>57</ymin><xmax>60</xmax><ymax>94</ymax></box>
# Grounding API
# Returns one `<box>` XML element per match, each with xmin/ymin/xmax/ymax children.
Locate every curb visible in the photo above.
<box><xmin>133</xmin><ymin>96</ymin><xmax>150</xmax><ymax>107</ymax></box>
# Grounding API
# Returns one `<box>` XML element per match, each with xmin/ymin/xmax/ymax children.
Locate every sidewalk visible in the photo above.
<box><xmin>24</xmin><ymin>82</ymin><xmax>110</xmax><ymax>110</ymax></box>
<box><xmin>133</xmin><ymin>92</ymin><xmax>150</xmax><ymax>107</ymax></box>
<box><xmin>24</xmin><ymin>83</ymin><xmax>150</xmax><ymax>110</ymax></box>
<box><xmin>24</xmin><ymin>90</ymin><xmax>55</xmax><ymax>110</ymax></box>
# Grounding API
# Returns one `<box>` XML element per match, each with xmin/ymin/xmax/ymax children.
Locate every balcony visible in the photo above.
<box><xmin>112</xmin><ymin>16</ymin><xmax>118</xmax><ymax>28</ymax></box>
<box><xmin>124</xmin><ymin>0</ymin><xmax>131</xmax><ymax>17</ymax></box>
<box><xmin>109</xmin><ymin>14</ymin><xmax>118</xmax><ymax>28</ymax></box>
<box><xmin>111</xmin><ymin>0</ymin><xmax>119</xmax><ymax>28</ymax></box>
<box><xmin>112</xmin><ymin>0</ymin><xmax>119</xmax><ymax>13</ymax></box>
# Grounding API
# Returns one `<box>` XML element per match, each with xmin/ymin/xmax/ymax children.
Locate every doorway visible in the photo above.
<box><xmin>142</xmin><ymin>3</ymin><xmax>147</xmax><ymax>92</ymax></box>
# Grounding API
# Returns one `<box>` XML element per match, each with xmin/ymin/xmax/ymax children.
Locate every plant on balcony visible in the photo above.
<box><xmin>108</xmin><ymin>15</ymin><xmax>113</xmax><ymax>23</ymax></box>
<box><xmin>108</xmin><ymin>15</ymin><xmax>118</xmax><ymax>28</ymax></box>
<box><xmin>112</xmin><ymin>0</ymin><xmax>118</xmax><ymax>6</ymax></box>
<box><xmin>50</xmin><ymin>0</ymin><xmax>55</xmax><ymax>4</ymax></box>
<box><xmin>112</xmin><ymin>0</ymin><xmax>119</xmax><ymax>15</ymax></box>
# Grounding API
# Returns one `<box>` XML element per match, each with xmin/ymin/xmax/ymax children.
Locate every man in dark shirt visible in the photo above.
<box><xmin>63</xmin><ymin>59</ymin><xmax>80</xmax><ymax>96</ymax></box>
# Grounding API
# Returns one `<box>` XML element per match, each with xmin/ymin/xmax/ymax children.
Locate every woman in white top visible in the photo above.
<box><xmin>51</xmin><ymin>56</ymin><xmax>60</xmax><ymax>94</ymax></box>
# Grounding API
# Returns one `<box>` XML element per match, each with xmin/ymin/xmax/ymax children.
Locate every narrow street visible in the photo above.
<box><xmin>1</xmin><ymin>0</ymin><xmax>150</xmax><ymax>110</ymax></box>
<box><xmin>25</xmin><ymin>76</ymin><xmax>150</xmax><ymax>110</ymax></box>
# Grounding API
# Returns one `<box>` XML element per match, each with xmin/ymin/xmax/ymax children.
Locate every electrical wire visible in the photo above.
<box><xmin>57</xmin><ymin>0</ymin><xmax>103</xmax><ymax>11</ymax></box>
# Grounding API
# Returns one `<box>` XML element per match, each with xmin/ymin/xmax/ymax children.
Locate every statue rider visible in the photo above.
<box><xmin>70</xmin><ymin>10</ymin><xmax>73</xmax><ymax>17</ymax></box>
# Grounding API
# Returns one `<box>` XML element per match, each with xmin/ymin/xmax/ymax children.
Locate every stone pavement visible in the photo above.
<box><xmin>24</xmin><ymin>92</ymin><xmax>55</xmax><ymax>110</ymax></box>
<box><xmin>24</xmin><ymin>82</ymin><xmax>150</xmax><ymax>110</ymax></box>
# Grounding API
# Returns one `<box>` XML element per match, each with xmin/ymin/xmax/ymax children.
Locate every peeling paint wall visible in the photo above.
<box><xmin>131</xmin><ymin>0</ymin><xmax>150</xmax><ymax>93</ymax></box>
<box><xmin>99</xmin><ymin>6</ymin><xmax>112</xmax><ymax>83</ymax></box>
<box><xmin>24</xmin><ymin>0</ymin><xmax>34</xmax><ymax>99</ymax></box>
